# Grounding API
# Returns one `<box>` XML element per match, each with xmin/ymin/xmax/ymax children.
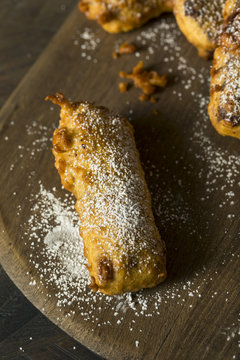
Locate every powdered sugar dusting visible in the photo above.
<box><xmin>25</xmin><ymin>183</ymin><xmax>229</xmax><ymax>315</ymax></box>
<box><xmin>3</xmin><ymin>13</ymin><xmax>238</xmax><ymax>356</ymax></box>
<box><xmin>221</xmin><ymin>315</ymin><xmax>240</xmax><ymax>359</ymax></box>
<box><xmin>217</xmin><ymin>14</ymin><xmax>240</xmax><ymax>126</ymax></box>
<box><xmin>184</xmin><ymin>0</ymin><xmax>225</xmax><ymax>40</ymax></box>
<box><xmin>73</xmin><ymin>27</ymin><xmax>100</xmax><ymax>63</ymax></box>
<box><xmin>54</xmin><ymin>102</ymin><xmax>164</xmax><ymax>279</ymax></box>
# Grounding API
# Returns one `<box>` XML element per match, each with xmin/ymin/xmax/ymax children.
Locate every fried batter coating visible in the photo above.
<box><xmin>79</xmin><ymin>0</ymin><xmax>173</xmax><ymax>33</ymax></box>
<box><xmin>46</xmin><ymin>93</ymin><xmax>167</xmax><ymax>295</ymax></box>
<box><xmin>208</xmin><ymin>0</ymin><xmax>240</xmax><ymax>139</ymax></box>
<box><xmin>174</xmin><ymin>0</ymin><xmax>226</xmax><ymax>59</ymax></box>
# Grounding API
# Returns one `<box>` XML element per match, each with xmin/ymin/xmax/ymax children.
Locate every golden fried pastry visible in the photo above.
<box><xmin>174</xmin><ymin>0</ymin><xmax>226</xmax><ymax>59</ymax></box>
<box><xmin>223</xmin><ymin>0</ymin><xmax>240</xmax><ymax>17</ymax></box>
<box><xmin>208</xmin><ymin>0</ymin><xmax>240</xmax><ymax>139</ymax></box>
<box><xmin>46</xmin><ymin>93</ymin><xmax>167</xmax><ymax>295</ymax></box>
<box><xmin>79</xmin><ymin>0</ymin><xmax>173</xmax><ymax>33</ymax></box>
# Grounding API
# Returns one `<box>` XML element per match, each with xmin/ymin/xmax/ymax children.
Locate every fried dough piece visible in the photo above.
<box><xmin>79</xmin><ymin>0</ymin><xmax>173</xmax><ymax>33</ymax></box>
<box><xmin>208</xmin><ymin>1</ymin><xmax>240</xmax><ymax>139</ymax></box>
<box><xmin>223</xmin><ymin>0</ymin><xmax>240</xmax><ymax>17</ymax></box>
<box><xmin>46</xmin><ymin>93</ymin><xmax>167</xmax><ymax>295</ymax></box>
<box><xmin>174</xmin><ymin>0</ymin><xmax>226</xmax><ymax>59</ymax></box>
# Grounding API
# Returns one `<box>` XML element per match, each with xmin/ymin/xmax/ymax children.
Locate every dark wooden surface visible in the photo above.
<box><xmin>0</xmin><ymin>1</ymin><xmax>240</xmax><ymax>360</ymax></box>
<box><xmin>0</xmin><ymin>1</ymin><xmax>101</xmax><ymax>359</ymax></box>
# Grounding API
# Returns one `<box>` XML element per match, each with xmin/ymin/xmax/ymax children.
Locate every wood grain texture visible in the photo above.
<box><xmin>0</xmin><ymin>1</ymin><xmax>101</xmax><ymax>359</ymax></box>
<box><xmin>0</xmin><ymin>3</ymin><xmax>239</xmax><ymax>360</ymax></box>
<box><xmin>0</xmin><ymin>267</ymin><xmax>101</xmax><ymax>360</ymax></box>
<box><xmin>0</xmin><ymin>0</ymin><xmax>77</xmax><ymax>108</ymax></box>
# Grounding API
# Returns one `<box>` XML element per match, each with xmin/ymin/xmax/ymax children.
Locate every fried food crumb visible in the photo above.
<box><xmin>119</xmin><ymin>42</ymin><xmax>137</xmax><ymax>54</ymax></box>
<box><xmin>139</xmin><ymin>94</ymin><xmax>149</xmax><ymax>102</ymax></box>
<box><xmin>119</xmin><ymin>61</ymin><xmax>167</xmax><ymax>101</ymax></box>
<box><xmin>113</xmin><ymin>42</ymin><xmax>137</xmax><ymax>58</ymax></box>
<box><xmin>150</xmin><ymin>96</ymin><xmax>157</xmax><ymax>103</ymax></box>
<box><xmin>119</xmin><ymin>82</ymin><xmax>129</xmax><ymax>93</ymax></box>
<box><xmin>112</xmin><ymin>51</ymin><xmax>119</xmax><ymax>59</ymax></box>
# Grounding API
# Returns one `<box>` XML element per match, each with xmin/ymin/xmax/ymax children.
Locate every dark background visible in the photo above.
<box><xmin>0</xmin><ymin>1</ymin><xmax>101</xmax><ymax>358</ymax></box>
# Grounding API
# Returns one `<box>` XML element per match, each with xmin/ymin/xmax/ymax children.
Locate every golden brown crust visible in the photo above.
<box><xmin>174</xmin><ymin>0</ymin><xmax>226</xmax><ymax>59</ymax></box>
<box><xmin>46</xmin><ymin>93</ymin><xmax>167</xmax><ymax>295</ymax></box>
<box><xmin>223</xmin><ymin>0</ymin><xmax>240</xmax><ymax>18</ymax></box>
<box><xmin>78</xmin><ymin>0</ymin><xmax>173</xmax><ymax>33</ymax></box>
<box><xmin>208</xmin><ymin>1</ymin><xmax>240</xmax><ymax>139</ymax></box>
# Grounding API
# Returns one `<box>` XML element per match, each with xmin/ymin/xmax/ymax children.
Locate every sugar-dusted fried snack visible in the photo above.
<box><xmin>46</xmin><ymin>93</ymin><xmax>167</xmax><ymax>295</ymax></box>
<box><xmin>223</xmin><ymin>0</ymin><xmax>240</xmax><ymax>17</ymax></box>
<box><xmin>208</xmin><ymin>0</ymin><xmax>240</xmax><ymax>139</ymax></box>
<box><xmin>79</xmin><ymin>0</ymin><xmax>173</xmax><ymax>33</ymax></box>
<box><xmin>174</xmin><ymin>0</ymin><xmax>226</xmax><ymax>59</ymax></box>
<box><xmin>119</xmin><ymin>61</ymin><xmax>167</xmax><ymax>101</ymax></box>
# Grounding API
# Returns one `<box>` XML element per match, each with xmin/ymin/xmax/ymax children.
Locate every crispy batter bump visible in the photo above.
<box><xmin>78</xmin><ymin>0</ymin><xmax>174</xmax><ymax>33</ymax></box>
<box><xmin>46</xmin><ymin>93</ymin><xmax>167</xmax><ymax>295</ymax></box>
<box><xmin>98</xmin><ymin>257</ymin><xmax>114</xmax><ymax>281</ymax></box>
<box><xmin>53</xmin><ymin>128</ymin><xmax>72</xmax><ymax>153</ymax></box>
<box><xmin>208</xmin><ymin>0</ymin><xmax>240</xmax><ymax>139</ymax></box>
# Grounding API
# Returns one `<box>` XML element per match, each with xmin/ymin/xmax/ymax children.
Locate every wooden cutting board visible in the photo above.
<box><xmin>0</xmin><ymin>5</ymin><xmax>239</xmax><ymax>360</ymax></box>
